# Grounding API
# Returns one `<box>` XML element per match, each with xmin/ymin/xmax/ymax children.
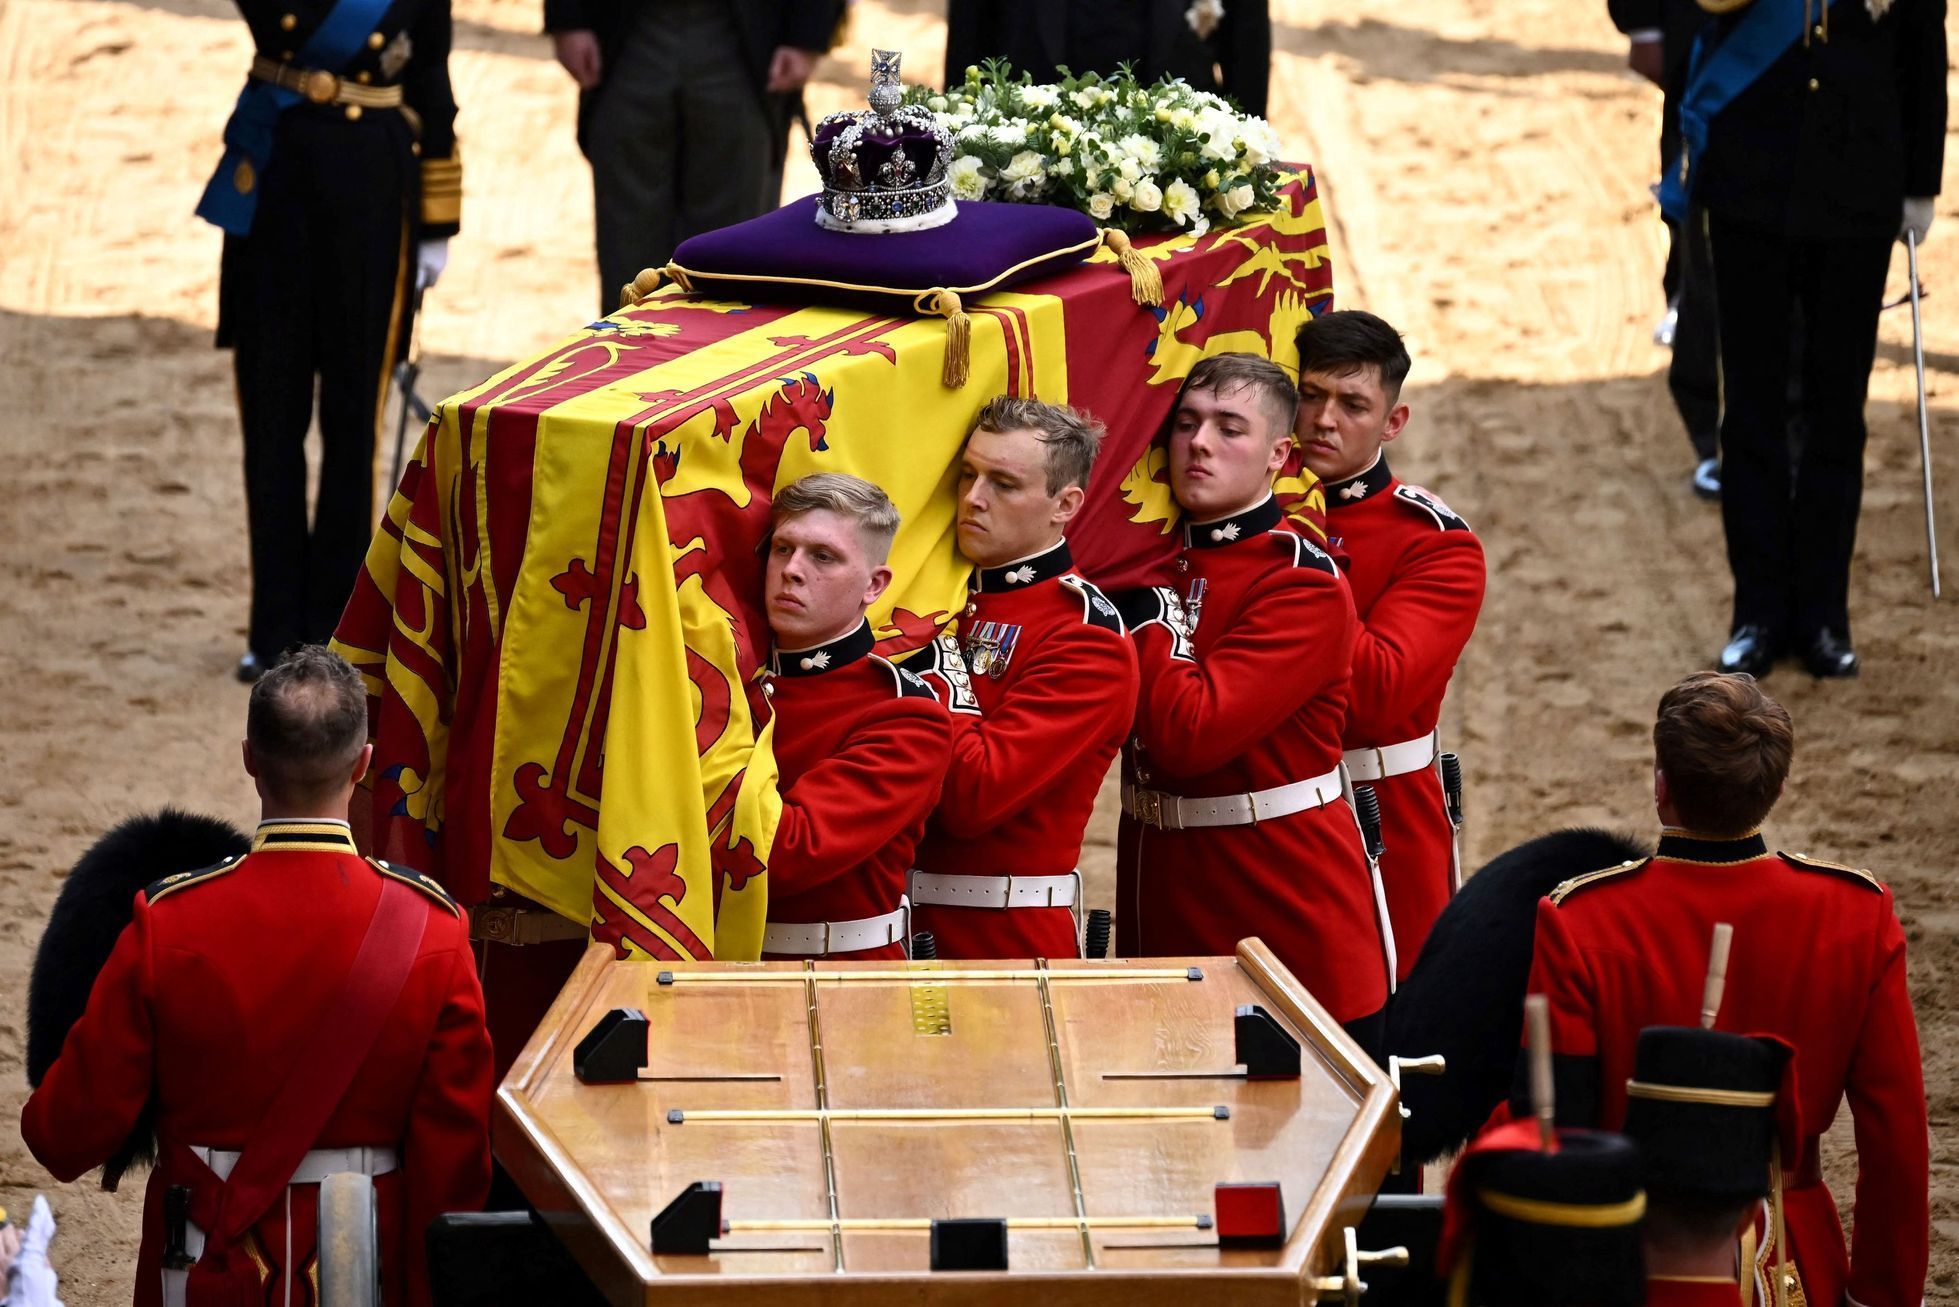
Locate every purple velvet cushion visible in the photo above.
<box><xmin>670</xmin><ymin>197</ymin><xmax>1100</xmax><ymax>309</ymax></box>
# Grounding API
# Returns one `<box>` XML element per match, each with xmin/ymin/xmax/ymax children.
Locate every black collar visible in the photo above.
<box><xmin>1656</xmin><ymin>830</ymin><xmax>1769</xmax><ymax>865</ymax></box>
<box><xmin>769</xmin><ymin>620</ymin><xmax>875</xmax><ymax>677</ymax></box>
<box><xmin>1183</xmin><ymin>496</ymin><xmax>1282</xmax><ymax>549</ymax></box>
<box><xmin>974</xmin><ymin>540</ymin><xmax>1072</xmax><ymax>593</ymax></box>
<box><xmin>251</xmin><ymin>820</ymin><xmax>358</xmax><ymax>854</ymax></box>
<box><xmin>1325</xmin><ymin>453</ymin><xmax>1394</xmax><ymax>509</ymax></box>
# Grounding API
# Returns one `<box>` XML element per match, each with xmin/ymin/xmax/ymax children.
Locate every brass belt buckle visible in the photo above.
<box><xmin>472</xmin><ymin>904</ymin><xmax>517</xmax><ymax>943</ymax></box>
<box><xmin>302</xmin><ymin>68</ymin><xmax>339</xmax><ymax>103</ymax></box>
<box><xmin>1136</xmin><ymin>789</ymin><xmax>1164</xmax><ymax>829</ymax></box>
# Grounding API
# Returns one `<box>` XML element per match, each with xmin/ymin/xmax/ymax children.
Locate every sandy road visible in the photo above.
<box><xmin>1</xmin><ymin>0</ymin><xmax>1953</xmax><ymax>1298</ymax></box>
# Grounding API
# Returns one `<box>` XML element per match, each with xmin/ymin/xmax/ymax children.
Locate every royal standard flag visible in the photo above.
<box><xmin>333</xmin><ymin>167</ymin><xmax>1337</xmax><ymax>961</ymax></box>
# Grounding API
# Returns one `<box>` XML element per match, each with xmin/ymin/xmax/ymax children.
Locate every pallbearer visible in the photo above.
<box><xmin>1113</xmin><ymin>354</ymin><xmax>1390</xmax><ymax>1045</ymax></box>
<box><xmin>1295</xmin><ymin>311</ymin><xmax>1485</xmax><ymax>978</ymax></box>
<box><xmin>907</xmin><ymin>399</ymin><xmax>1139</xmax><ymax>959</ymax></box>
<box><xmin>755</xmin><ymin>474</ymin><xmax>952</xmax><ymax>960</ymax></box>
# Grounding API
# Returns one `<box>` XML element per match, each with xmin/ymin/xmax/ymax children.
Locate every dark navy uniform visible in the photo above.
<box><xmin>1696</xmin><ymin>0</ymin><xmax>1945</xmax><ymax>659</ymax></box>
<box><xmin>215</xmin><ymin>0</ymin><xmax>461</xmax><ymax>670</ymax></box>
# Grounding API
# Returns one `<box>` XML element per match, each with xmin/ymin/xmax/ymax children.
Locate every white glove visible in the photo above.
<box><xmin>1900</xmin><ymin>196</ymin><xmax>1935</xmax><ymax>245</ymax></box>
<box><xmin>416</xmin><ymin>238</ymin><xmax>450</xmax><ymax>291</ymax></box>
<box><xmin>11</xmin><ymin>1195</ymin><xmax>64</xmax><ymax>1307</ymax></box>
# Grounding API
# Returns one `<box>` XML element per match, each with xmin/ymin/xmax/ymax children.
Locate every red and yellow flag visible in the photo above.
<box><xmin>333</xmin><ymin>167</ymin><xmax>1336</xmax><ymax>960</ymax></box>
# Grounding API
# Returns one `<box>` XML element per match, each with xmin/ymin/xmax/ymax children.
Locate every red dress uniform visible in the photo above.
<box><xmin>1323</xmin><ymin>455</ymin><xmax>1485</xmax><ymax>981</ymax></box>
<box><xmin>1647</xmin><ymin>1279</ymin><xmax>1744</xmax><ymax>1307</ymax></box>
<box><xmin>1527</xmin><ymin>830</ymin><xmax>1929</xmax><ymax>1307</ymax></box>
<box><xmin>22</xmin><ymin>819</ymin><xmax>493</xmax><ymax>1307</ymax></box>
<box><xmin>908</xmin><ymin>541</ymin><xmax>1139</xmax><ymax>959</ymax></box>
<box><xmin>1115</xmin><ymin>496</ymin><xmax>1391</xmax><ymax>1025</ymax></box>
<box><xmin>756</xmin><ymin>621</ymin><xmax>952</xmax><ymax>961</ymax></box>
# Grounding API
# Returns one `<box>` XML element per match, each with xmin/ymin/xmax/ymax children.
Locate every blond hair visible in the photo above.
<box><xmin>968</xmin><ymin>396</ymin><xmax>1106</xmax><ymax>495</ymax></box>
<box><xmin>771</xmin><ymin>472</ymin><xmax>901</xmax><ymax>564</ymax></box>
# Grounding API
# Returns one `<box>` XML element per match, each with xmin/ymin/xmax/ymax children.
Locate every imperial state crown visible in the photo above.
<box><xmin>810</xmin><ymin>50</ymin><xmax>955</xmax><ymax>233</ymax></box>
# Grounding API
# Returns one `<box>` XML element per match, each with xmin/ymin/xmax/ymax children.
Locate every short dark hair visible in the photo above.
<box><xmin>1181</xmin><ymin>353</ymin><xmax>1298</xmax><ymax>438</ymax></box>
<box><xmin>1653</xmin><ymin>672</ymin><xmax>1795</xmax><ymax>836</ymax></box>
<box><xmin>968</xmin><ymin>396</ymin><xmax>1105</xmax><ymax>496</ymax></box>
<box><xmin>1295</xmin><ymin>310</ymin><xmax>1412</xmax><ymax>400</ymax></box>
<box><xmin>247</xmin><ymin>646</ymin><xmax>369</xmax><ymax>803</ymax></box>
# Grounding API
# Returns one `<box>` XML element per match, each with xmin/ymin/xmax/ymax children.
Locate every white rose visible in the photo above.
<box><xmin>1087</xmin><ymin>192</ymin><xmax>1117</xmax><ymax>220</ymax></box>
<box><xmin>1116</xmin><ymin>134</ymin><xmax>1162</xmax><ymax>172</ymax></box>
<box><xmin>1054</xmin><ymin>157</ymin><xmax>1075</xmax><ymax>177</ymax></box>
<box><xmin>1171</xmin><ymin>108</ymin><xmax>1196</xmax><ymax>131</ymax></box>
<box><xmin>1219</xmin><ymin>182</ymin><xmax>1255</xmax><ymax>217</ymax></box>
<box><xmin>1131</xmin><ymin>178</ymin><xmax>1164</xmax><ymax>213</ymax></box>
<box><xmin>1113</xmin><ymin>176</ymin><xmax>1135</xmax><ymax>202</ymax></box>
<box><xmin>927</xmin><ymin>95</ymin><xmax>948</xmax><ymax>112</ymax></box>
<box><xmin>1117</xmin><ymin>156</ymin><xmax>1143</xmax><ymax>182</ymax></box>
<box><xmin>948</xmin><ymin>155</ymin><xmax>989</xmax><ymax>201</ymax></box>
<box><xmin>1162</xmin><ymin>179</ymin><xmax>1200</xmax><ymax>226</ymax></box>
<box><xmin>999</xmin><ymin>149</ymin><xmax>1047</xmax><ymax>195</ymax></box>
<box><xmin>1070</xmin><ymin>88</ymin><xmax>1100</xmax><ymax>112</ymax></box>
<box><xmin>1020</xmin><ymin>85</ymin><xmax>1058</xmax><ymax>109</ymax></box>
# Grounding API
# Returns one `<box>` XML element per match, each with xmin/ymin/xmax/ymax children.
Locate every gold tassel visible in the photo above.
<box><xmin>1102</xmin><ymin>228</ymin><xmax>1163</xmax><ymax>307</ymax></box>
<box><xmin>918</xmin><ymin>289</ymin><xmax>971</xmax><ymax>388</ymax></box>
<box><xmin>618</xmin><ymin>263</ymin><xmax>693</xmax><ymax>310</ymax></box>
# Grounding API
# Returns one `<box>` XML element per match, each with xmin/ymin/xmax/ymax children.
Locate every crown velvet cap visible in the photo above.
<box><xmin>811</xmin><ymin>50</ymin><xmax>956</xmax><ymax>233</ymax></box>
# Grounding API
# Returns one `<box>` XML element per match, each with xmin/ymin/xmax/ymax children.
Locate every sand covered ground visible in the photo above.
<box><xmin>1</xmin><ymin>0</ymin><xmax>1953</xmax><ymax>1298</ymax></box>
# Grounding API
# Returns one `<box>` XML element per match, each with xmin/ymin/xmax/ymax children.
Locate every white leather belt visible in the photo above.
<box><xmin>764</xmin><ymin>903</ymin><xmax>908</xmax><ymax>957</ymax></box>
<box><xmin>1122</xmin><ymin>766</ymin><xmax>1344</xmax><ymax>830</ymax></box>
<box><xmin>907</xmin><ymin>871</ymin><xmax>1079</xmax><ymax>910</ymax></box>
<box><xmin>1342</xmin><ymin>731</ymin><xmax>1440</xmax><ymax>783</ymax></box>
<box><xmin>193</xmin><ymin>1144</ymin><xmax>400</xmax><ymax>1183</ymax></box>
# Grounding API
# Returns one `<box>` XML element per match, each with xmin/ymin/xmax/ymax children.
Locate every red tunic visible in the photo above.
<box><xmin>1646</xmin><ymin>1278</ymin><xmax>1744</xmax><ymax>1307</ymax></box>
<box><xmin>910</xmin><ymin>541</ymin><xmax>1139</xmax><ymax>959</ymax></box>
<box><xmin>21</xmin><ymin>820</ymin><xmax>492</xmax><ymax>1307</ymax></box>
<box><xmin>1115</xmin><ymin>496</ymin><xmax>1391</xmax><ymax>1024</ymax></box>
<box><xmin>1527</xmin><ymin>831</ymin><xmax>1929</xmax><ymax>1307</ymax></box>
<box><xmin>1324</xmin><ymin>456</ymin><xmax>1485</xmax><ymax>980</ymax></box>
<box><xmin>755</xmin><ymin>621</ymin><xmax>952</xmax><ymax>961</ymax></box>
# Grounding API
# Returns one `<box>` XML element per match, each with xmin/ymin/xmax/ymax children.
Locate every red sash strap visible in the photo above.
<box><xmin>169</xmin><ymin>879</ymin><xmax>428</xmax><ymax>1301</ymax></box>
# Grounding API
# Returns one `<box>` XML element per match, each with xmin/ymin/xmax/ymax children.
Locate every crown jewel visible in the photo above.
<box><xmin>810</xmin><ymin>50</ymin><xmax>957</xmax><ymax>234</ymax></box>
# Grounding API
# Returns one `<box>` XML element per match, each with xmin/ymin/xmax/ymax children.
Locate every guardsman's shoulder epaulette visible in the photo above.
<box><xmin>873</xmin><ymin>655</ymin><xmax>942</xmax><ymax>703</ymax></box>
<box><xmin>1393</xmin><ymin>483</ymin><xmax>1472</xmax><ymax>533</ymax></box>
<box><xmin>367</xmin><ymin>856</ymin><xmax>462</xmax><ymax>916</ymax></box>
<box><xmin>1548</xmin><ymin>857</ymin><xmax>1649</xmax><ymax>907</ymax></box>
<box><xmin>1780</xmin><ymin>851</ymin><xmax>1882</xmax><ymax>892</ymax></box>
<box><xmin>1275</xmin><ymin>530</ymin><xmax>1341</xmax><ymax>578</ymax></box>
<box><xmin>145</xmin><ymin>854</ymin><xmax>243</xmax><ymax>904</ymax></box>
<box><xmin>1058</xmin><ymin>574</ymin><xmax>1127</xmax><ymax>635</ymax></box>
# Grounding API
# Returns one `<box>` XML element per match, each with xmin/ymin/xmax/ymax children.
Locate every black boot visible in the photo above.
<box><xmin>1800</xmin><ymin>629</ymin><xmax>1859</xmax><ymax>679</ymax></box>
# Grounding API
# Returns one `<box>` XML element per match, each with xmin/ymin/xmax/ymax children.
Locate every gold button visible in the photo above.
<box><xmin>1808</xmin><ymin>78</ymin><xmax>1820</xmax><ymax>91</ymax></box>
<box><xmin>344</xmin><ymin>104</ymin><xmax>362</xmax><ymax>120</ymax></box>
<box><xmin>367</xmin><ymin>30</ymin><xmax>384</xmax><ymax>48</ymax></box>
<box><xmin>354</xmin><ymin>71</ymin><xmax>371</xmax><ymax>83</ymax></box>
<box><xmin>278</xmin><ymin>12</ymin><xmax>295</xmax><ymax>28</ymax></box>
<box><xmin>410</xmin><ymin>141</ymin><xmax>421</xmax><ymax>156</ymax></box>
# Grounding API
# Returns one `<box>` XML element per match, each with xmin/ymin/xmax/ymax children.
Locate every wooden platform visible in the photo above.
<box><xmin>494</xmin><ymin>938</ymin><xmax>1399</xmax><ymax>1305</ymax></box>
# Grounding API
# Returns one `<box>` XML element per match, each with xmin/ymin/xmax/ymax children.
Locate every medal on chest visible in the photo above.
<box><xmin>1183</xmin><ymin>578</ymin><xmax>1208</xmax><ymax>635</ymax></box>
<box><xmin>964</xmin><ymin>621</ymin><xmax>1022</xmax><ymax>679</ymax></box>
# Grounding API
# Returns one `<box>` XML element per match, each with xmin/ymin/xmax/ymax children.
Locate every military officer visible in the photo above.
<box><xmin>1522</xmin><ymin>671</ymin><xmax>1928</xmax><ymax>1307</ymax></box>
<box><xmin>205</xmin><ymin>0</ymin><xmax>462</xmax><ymax>681</ymax></box>
<box><xmin>23</xmin><ymin>647</ymin><xmax>492</xmax><ymax>1306</ymax></box>
<box><xmin>1113</xmin><ymin>353</ymin><xmax>1391</xmax><ymax>1046</ymax></box>
<box><xmin>1679</xmin><ymin>0</ymin><xmax>1947</xmax><ymax>677</ymax></box>
<box><xmin>904</xmin><ymin>398</ymin><xmax>1138</xmax><ymax>960</ymax></box>
<box><xmin>753</xmin><ymin>474</ymin><xmax>953</xmax><ymax>961</ymax></box>
<box><xmin>1434</xmin><ymin>1120</ymin><xmax>1648</xmax><ymax>1307</ymax></box>
<box><xmin>1295</xmin><ymin>311</ymin><xmax>1485</xmax><ymax>981</ymax></box>
<box><xmin>1622</xmin><ymin>1026</ymin><xmax>1797</xmax><ymax>1307</ymax></box>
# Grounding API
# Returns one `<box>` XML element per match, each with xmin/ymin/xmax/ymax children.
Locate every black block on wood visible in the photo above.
<box><xmin>929</xmin><ymin>1218</ymin><xmax>1009</xmax><ymax>1271</ymax></box>
<box><xmin>649</xmin><ymin>1181</ymin><xmax>725</xmax><ymax>1255</ymax></box>
<box><xmin>1235</xmin><ymin>1004</ymin><xmax>1301</xmax><ymax>1080</ymax></box>
<box><xmin>573</xmin><ymin>1007</ymin><xmax>648</xmax><ymax>1084</ymax></box>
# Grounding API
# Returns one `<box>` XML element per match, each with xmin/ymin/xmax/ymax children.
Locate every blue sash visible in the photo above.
<box><xmin>1658</xmin><ymin>0</ymin><xmax>1839</xmax><ymax>221</ymax></box>
<box><xmin>195</xmin><ymin>0</ymin><xmax>396</xmax><ymax>235</ymax></box>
